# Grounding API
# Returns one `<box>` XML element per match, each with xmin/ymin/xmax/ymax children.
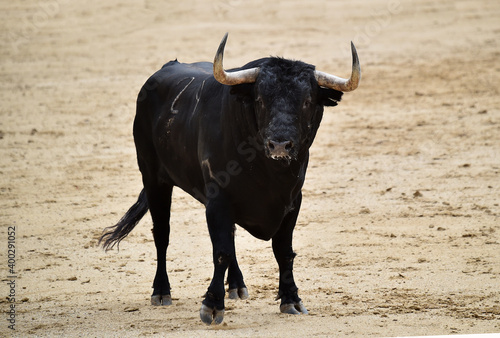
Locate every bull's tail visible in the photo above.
<box><xmin>99</xmin><ymin>189</ymin><xmax>149</xmax><ymax>251</ymax></box>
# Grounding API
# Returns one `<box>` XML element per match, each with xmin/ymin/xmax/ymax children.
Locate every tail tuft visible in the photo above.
<box><xmin>99</xmin><ymin>189</ymin><xmax>149</xmax><ymax>251</ymax></box>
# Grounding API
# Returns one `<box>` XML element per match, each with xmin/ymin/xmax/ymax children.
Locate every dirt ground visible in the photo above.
<box><xmin>1</xmin><ymin>0</ymin><xmax>499</xmax><ymax>336</ymax></box>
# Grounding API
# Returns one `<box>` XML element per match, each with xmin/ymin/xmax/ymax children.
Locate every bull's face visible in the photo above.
<box><xmin>253</xmin><ymin>59</ymin><xmax>325</xmax><ymax>163</ymax></box>
<box><xmin>213</xmin><ymin>33</ymin><xmax>360</xmax><ymax>164</ymax></box>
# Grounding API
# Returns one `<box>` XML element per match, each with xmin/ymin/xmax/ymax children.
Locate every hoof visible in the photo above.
<box><xmin>151</xmin><ymin>294</ymin><xmax>172</xmax><ymax>306</ymax></box>
<box><xmin>200</xmin><ymin>304</ymin><xmax>225</xmax><ymax>325</ymax></box>
<box><xmin>280</xmin><ymin>301</ymin><xmax>308</xmax><ymax>315</ymax></box>
<box><xmin>228</xmin><ymin>287</ymin><xmax>249</xmax><ymax>300</ymax></box>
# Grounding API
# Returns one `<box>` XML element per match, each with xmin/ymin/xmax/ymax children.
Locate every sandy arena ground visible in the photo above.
<box><xmin>1</xmin><ymin>0</ymin><xmax>499</xmax><ymax>336</ymax></box>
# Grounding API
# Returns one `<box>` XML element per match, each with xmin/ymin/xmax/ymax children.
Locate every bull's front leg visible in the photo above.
<box><xmin>200</xmin><ymin>190</ymin><xmax>235</xmax><ymax>325</ymax></box>
<box><xmin>272</xmin><ymin>192</ymin><xmax>308</xmax><ymax>315</ymax></box>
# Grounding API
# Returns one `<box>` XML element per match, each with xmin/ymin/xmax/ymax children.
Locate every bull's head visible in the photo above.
<box><xmin>213</xmin><ymin>33</ymin><xmax>361</xmax><ymax>164</ymax></box>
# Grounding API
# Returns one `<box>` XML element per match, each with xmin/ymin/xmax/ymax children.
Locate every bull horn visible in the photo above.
<box><xmin>213</xmin><ymin>33</ymin><xmax>259</xmax><ymax>86</ymax></box>
<box><xmin>315</xmin><ymin>42</ymin><xmax>361</xmax><ymax>92</ymax></box>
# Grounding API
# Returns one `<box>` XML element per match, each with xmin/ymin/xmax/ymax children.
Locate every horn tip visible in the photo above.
<box><xmin>215</xmin><ymin>33</ymin><xmax>229</xmax><ymax>64</ymax></box>
<box><xmin>350</xmin><ymin>41</ymin><xmax>360</xmax><ymax>70</ymax></box>
<box><xmin>350</xmin><ymin>41</ymin><xmax>357</xmax><ymax>55</ymax></box>
<box><xmin>220</xmin><ymin>33</ymin><xmax>229</xmax><ymax>51</ymax></box>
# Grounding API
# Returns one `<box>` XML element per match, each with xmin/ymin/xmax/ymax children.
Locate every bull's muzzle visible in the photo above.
<box><xmin>266</xmin><ymin>139</ymin><xmax>294</xmax><ymax>162</ymax></box>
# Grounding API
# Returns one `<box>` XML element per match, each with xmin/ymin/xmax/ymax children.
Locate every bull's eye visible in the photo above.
<box><xmin>302</xmin><ymin>97</ymin><xmax>312</xmax><ymax>110</ymax></box>
<box><xmin>256</xmin><ymin>96</ymin><xmax>265</xmax><ymax>109</ymax></box>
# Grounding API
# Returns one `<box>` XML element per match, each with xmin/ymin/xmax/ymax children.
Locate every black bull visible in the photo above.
<box><xmin>99</xmin><ymin>34</ymin><xmax>360</xmax><ymax>325</ymax></box>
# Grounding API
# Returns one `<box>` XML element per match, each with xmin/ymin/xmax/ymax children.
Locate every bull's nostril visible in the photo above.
<box><xmin>268</xmin><ymin>139</ymin><xmax>293</xmax><ymax>154</ymax></box>
<box><xmin>267</xmin><ymin>139</ymin><xmax>294</xmax><ymax>162</ymax></box>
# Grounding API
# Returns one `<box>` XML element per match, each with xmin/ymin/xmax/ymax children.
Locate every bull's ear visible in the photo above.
<box><xmin>318</xmin><ymin>87</ymin><xmax>343</xmax><ymax>107</ymax></box>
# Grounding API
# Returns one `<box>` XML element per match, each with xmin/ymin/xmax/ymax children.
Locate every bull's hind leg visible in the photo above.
<box><xmin>144</xmin><ymin>182</ymin><xmax>174</xmax><ymax>306</ymax></box>
<box><xmin>227</xmin><ymin>225</ymin><xmax>249</xmax><ymax>300</ymax></box>
<box><xmin>200</xmin><ymin>191</ymin><xmax>235</xmax><ymax>325</ymax></box>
